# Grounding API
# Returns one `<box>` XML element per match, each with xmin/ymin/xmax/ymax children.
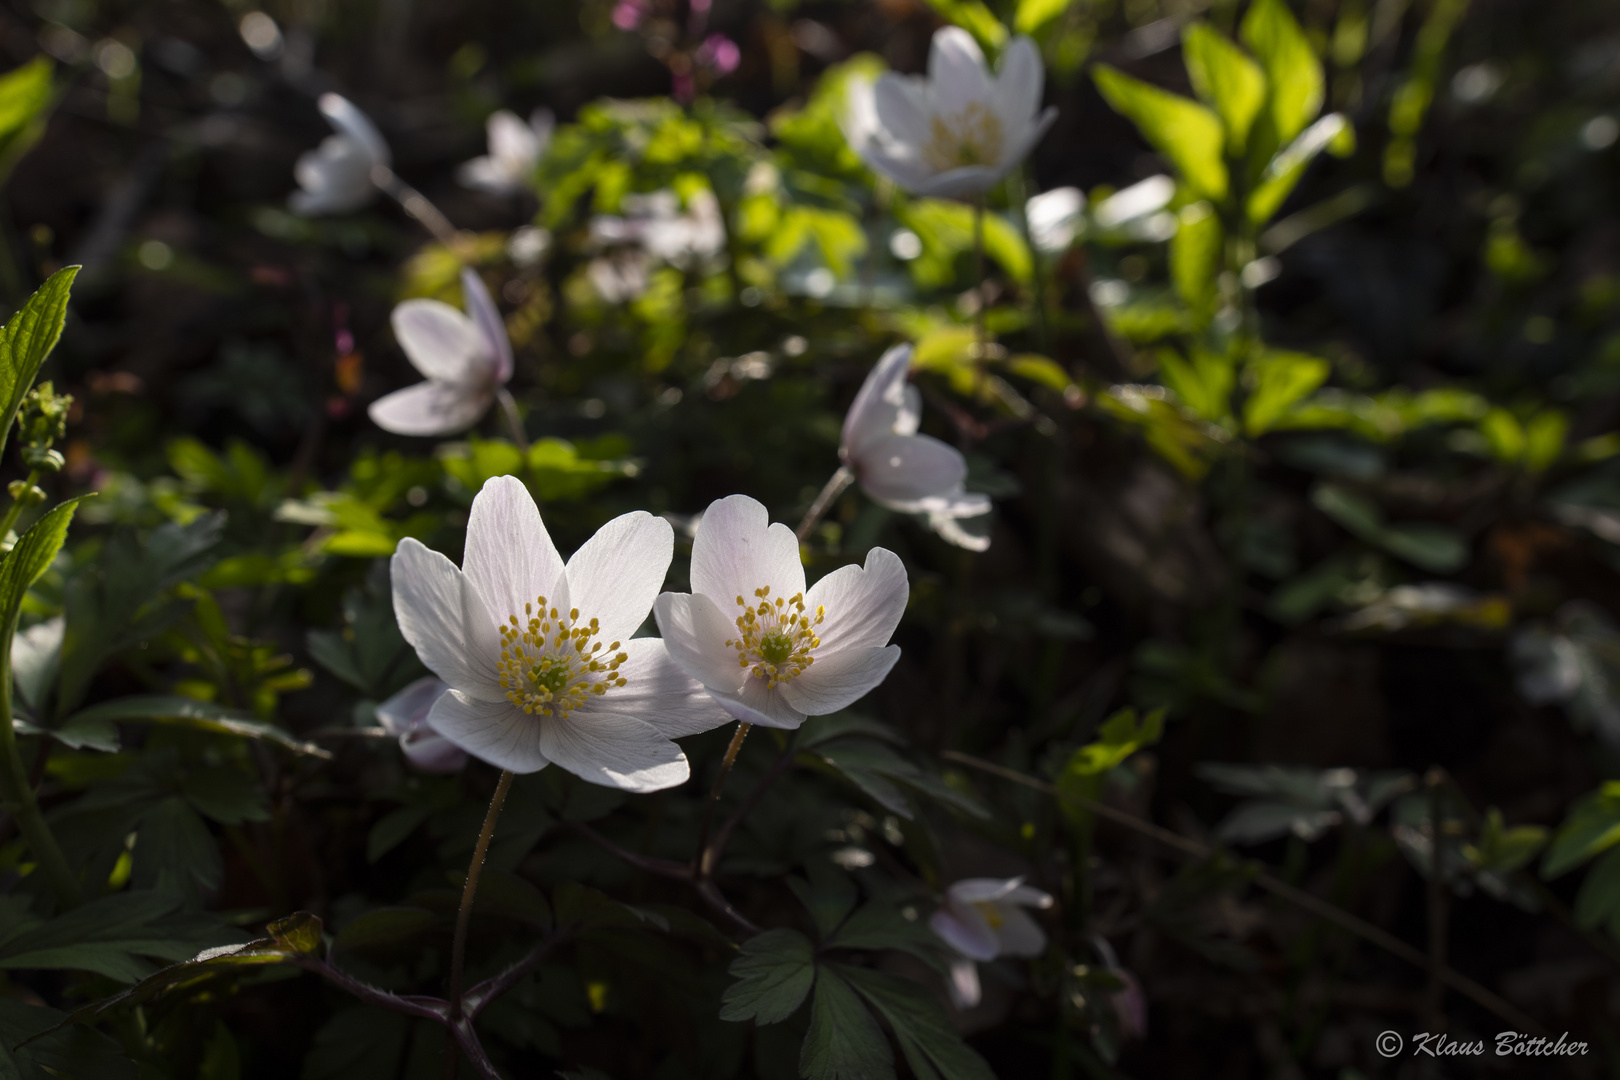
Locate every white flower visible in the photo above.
<box><xmin>1026</xmin><ymin>186</ymin><xmax>1084</xmax><ymax>253</ymax></box>
<box><xmin>457</xmin><ymin>108</ymin><xmax>553</xmax><ymax>196</ymax></box>
<box><xmin>929</xmin><ymin>876</ymin><xmax>1053</xmax><ymax>1009</ymax></box>
<box><xmin>842</xmin><ymin>28</ymin><xmax>1057</xmax><ymax>201</ymax></box>
<box><xmin>589</xmin><ymin>189</ymin><xmax>726</xmax><ymax>270</ymax></box>
<box><xmin>842</xmin><ymin>344</ymin><xmax>991</xmax><ymax>551</ymax></box>
<box><xmin>653</xmin><ymin>495</ymin><xmax>908</xmax><ymax>730</ymax></box>
<box><xmin>290</xmin><ymin>93</ymin><xmax>390</xmax><ymax>216</ymax></box>
<box><xmin>368</xmin><ymin>268</ymin><xmax>514</xmax><ymax>437</ymax></box>
<box><xmin>389</xmin><ymin>475</ymin><xmax>731</xmax><ymax>791</ymax></box>
<box><xmin>376</xmin><ymin>677</ymin><xmax>468</xmax><ymax>774</ymax></box>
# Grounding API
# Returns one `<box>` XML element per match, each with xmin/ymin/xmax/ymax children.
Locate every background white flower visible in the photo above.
<box><xmin>586</xmin><ymin>189</ymin><xmax>726</xmax><ymax>302</ymax></box>
<box><xmin>375</xmin><ymin>676</ymin><xmax>468</xmax><ymax>774</ymax></box>
<box><xmin>842</xmin><ymin>28</ymin><xmax>1056</xmax><ymax>201</ymax></box>
<box><xmin>290</xmin><ymin>93</ymin><xmax>390</xmax><ymax>216</ymax></box>
<box><xmin>1026</xmin><ymin>186</ymin><xmax>1085</xmax><ymax>253</ymax></box>
<box><xmin>929</xmin><ymin>876</ymin><xmax>1053</xmax><ymax>1008</ymax></box>
<box><xmin>842</xmin><ymin>344</ymin><xmax>992</xmax><ymax>550</ymax></box>
<box><xmin>653</xmin><ymin>494</ymin><xmax>907</xmax><ymax>729</ymax></box>
<box><xmin>458</xmin><ymin>108</ymin><xmax>553</xmax><ymax>195</ymax></box>
<box><xmin>368</xmin><ymin>268</ymin><xmax>515</xmax><ymax>437</ymax></box>
<box><xmin>390</xmin><ymin>475</ymin><xmax>730</xmax><ymax>790</ymax></box>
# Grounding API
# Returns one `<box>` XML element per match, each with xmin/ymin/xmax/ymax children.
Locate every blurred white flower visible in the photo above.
<box><xmin>1026</xmin><ymin>186</ymin><xmax>1084</xmax><ymax>253</ymax></box>
<box><xmin>368</xmin><ymin>268</ymin><xmax>514</xmax><ymax>437</ymax></box>
<box><xmin>458</xmin><ymin>108</ymin><xmax>553</xmax><ymax>196</ymax></box>
<box><xmin>586</xmin><ymin>189</ymin><xmax>725</xmax><ymax>302</ymax></box>
<box><xmin>375</xmin><ymin>677</ymin><xmax>468</xmax><ymax>774</ymax></box>
<box><xmin>842</xmin><ymin>344</ymin><xmax>992</xmax><ymax>550</ymax></box>
<box><xmin>842</xmin><ymin>27</ymin><xmax>1056</xmax><ymax>201</ymax></box>
<box><xmin>390</xmin><ymin>476</ymin><xmax>730</xmax><ymax>790</ymax></box>
<box><xmin>1090</xmin><ymin>174</ymin><xmax>1175</xmax><ymax>233</ymax></box>
<box><xmin>290</xmin><ymin>93</ymin><xmax>390</xmax><ymax>216</ymax></box>
<box><xmin>653</xmin><ymin>494</ymin><xmax>907</xmax><ymax>730</ymax></box>
<box><xmin>929</xmin><ymin>876</ymin><xmax>1053</xmax><ymax>1009</ymax></box>
<box><xmin>1510</xmin><ymin>601</ymin><xmax>1620</xmax><ymax>750</ymax></box>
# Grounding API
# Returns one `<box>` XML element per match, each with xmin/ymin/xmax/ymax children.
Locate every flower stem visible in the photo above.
<box><xmin>972</xmin><ymin>199</ymin><xmax>987</xmax><ymax>355</ymax></box>
<box><xmin>494</xmin><ymin>387</ymin><xmax>529</xmax><ymax>453</ymax></box>
<box><xmin>693</xmin><ymin>721</ymin><xmax>751</xmax><ymax>877</ymax></box>
<box><xmin>371</xmin><ymin>164</ymin><xmax>462</xmax><ymax>250</ymax></box>
<box><xmin>0</xmin><ymin>469</ymin><xmax>41</xmax><ymax>542</ymax></box>
<box><xmin>795</xmin><ymin>466</ymin><xmax>854</xmax><ymax>542</ymax></box>
<box><xmin>447</xmin><ymin>770</ymin><xmax>514</xmax><ymax>1023</ymax></box>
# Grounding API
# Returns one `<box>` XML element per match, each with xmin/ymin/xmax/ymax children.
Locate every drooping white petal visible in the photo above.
<box><xmin>392</xmin><ymin>300</ymin><xmax>492</xmax><ymax>385</ymax></box>
<box><xmin>318</xmin><ymin>92</ymin><xmax>390</xmax><ymax>167</ymax></box>
<box><xmin>927</xmin><ymin>510</ymin><xmax>993</xmax><ymax>552</ymax></box>
<box><xmin>803</xmin><ymin>547</ymin><xmax>909</xmax><ymax>654</ymax></box>
<box><xmin>840</xmin><ymin>344</ymin><xmax>914</xmax><ymax>462</ymax></box>
<box><xmin>461</xmin><ymin>475</ymin><xmax>567</xmax><ymax>631</ymax></box>
<box><xmin>709</xmin><ymin>675</ymin><xmax>808</xmax><ymax>729</ymax></box>
<box><xmin>652</xmin><ymin>592</ymin><xmax>746</xmax><ymax>694</ymax></box>
<box><xmin>928</xmin><ymin>27</ymin><xmax>994</xmax><ymax>124</ymax></box>
<box><xmin>368</xmin><ymin>381</ymin><xmax>493</xmax><ymax>437</ymax></box>
<box><xmin>1003</xmin><ymin>883</ymin><xmax>1055</xmax><ymax>909</ymax></box>
<box><xmin>855</xmin><ymin>432</ymin><xmax>969</xmax><ymax>504</ymax></box>
<box><xmin>426</xmin><ymin>689</ymin><xmax>549</xmax><ymax>772</ymax></box>
<box><xmin>947</xmin><ymin>877</ymin><xmax>1027</xmax><ymax>904</ymax></box>
<box><xmin>777</xmin><ymin>644</ymin><xmax>899</xmax><ymax>715</ymax></box>
<box><xmin>455</xmin><ymin>156</ymin><xmax>508</xmax><ymax>193</ymax></box>
<box><xmin>689</xmin><ymin>495</ymin><xmax>806</xmax><ymax>605</ymax></box>
<box><xmin>375</xmin><ymin>676</ymin><xmax>450</xmax><ymax>737</ymax></box>
<box><xmin>994</xmin><ymin>36</ymin><xmax>1044</xmax><ymax>133</ymax></box>
<box><xmin>399</xmin><ymin>725</ymin><xmax>468</xmax><ymax>774</ymax></box>
<box><xmin>564</xmin><ymin>511</ymin><xmax>673</xmax><ymax>642</ymax></box>
<box><xmin>947</xmin><ymin>957</ymin><xmax>982</xmax><ymax>1009</ymax></box>
<box><xmin>610</xmin><ymin>637</ymin><xmax>733</xmax><ymax>739</ymax></box>
<box><xmin>390</xmin><ymin>540</ymin><xmax>504</xmax><ymax>701</ymax></box>
<box><xmin>459</xmin><ymin>268</ymin><xmax>514</xmax><ymax>384</ymax></box>
<box><xmin>487</xmin><ymin>108</ymin><xmax>540</xmax><ymax>171</ymax></box>
<box><xmin>993</xmin><ymin>905</ymin><xmax>1048</xmax><ymax>957</ymax></box>
<box><xmin>537</xmin><ymin>709</ymin><xmax>689</xmax><ymax>792</ymax></box>
<box><xmin>930</xmin><ymin>902</ymin><xmax>998</xmax><ymax>961</ymax></box>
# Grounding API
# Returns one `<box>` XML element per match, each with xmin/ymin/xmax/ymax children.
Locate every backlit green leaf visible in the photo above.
<box><xmin>0</xmin><ymin>267</ymin><xmax>77</xmax><ymax>461</ymax></box>
<box><xmin>1092</xmin><ymin>66</ymin><xmax>1228</xmax><ymax>201</ymax></box>
<box><xmin>1182</xmin><ymin>22</ymin><xmax>1266</xmax><ymax>154</ymax></box>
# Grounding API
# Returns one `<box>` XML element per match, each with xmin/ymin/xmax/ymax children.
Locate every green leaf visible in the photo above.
<box><xmin>131</xmin><ymin>797</ymin><xmax>222</xmax><ymax>898</ymax></box>
<box><xmin>61</xmin><ymin>695</ymin><xmax>332</xmax><ymax>759</ymax></box>
<box><xmin>1240</xmin><ymin>0</ymin><xmax>1324</xmax><ymax>148</ymax></box>
<box><xmin>553</xmin><ymin>881</ymin><xmax>669</xmax><ymax>933</ymax></box>
<box><xmin>719</xmin><ymin>928</ymin><xmax>816</xmax><ymax>1024</ymax></box>
<box><xmin>1244</xmin><ymin>350</ymin><xmax>1330</xmax><ymax>436</ymax></box>
<box><xmin>1014</xmin><ymin>0</ymin><xmax>1071</xmax><ymax>34</ymax></box>
<box><xmin>0</xmin><ymin>496</ymin><xmax>85</xmax><ymax>636</ymax></box>
<box><xmin>0</xmin><ymin>58</ymin><xmax>54</xmax><ymax>174</ymax></box>
<box><xmin>366</xmin><ymin>803</ymin><xmax>431</xmax><ymax>864</ymax></box>
<box><xmin>1524</xmin><ymin>410</ymin><xmax>1568</xmax><ymax>473</ymax></box>
<box><xmin>1543</xmin><ymin>785</ymin><xmax>1620</xmax><ymax>879</ymax></box>
<box><xmin>840</xmin><ymin>965</ymin><xmax>996</xmax><ymax>1080</ymax></box>
<box><xmin>1182</xmin><ymin>22</ymin><xmax>1266</xmax><ymax>154</ymax></box>
<box><xmin>0</xmin><ymin>891</ymin><xmax>242</xmax><ymax>983</ymax></box>
<box><xmin>1309</xmin><ymin>484</ymin><xmax>1469</xmax><ymax>573</ymax></box>
<box><xmin>267</xmin><ymin>911</ymin><xmax>324</xmax><ymax>956</ymax></box>
<box><xmin>787</xmin><ymin>865</ymin><xmax>859</xmax><ymax>939</ymax></box>
<box><xmin>1092</xmin><ymin>65</ymin><xmax>1228</xmax><ymax>201</ymax></box>
<box><xmin>1168</xmin><ymin>203</ymin><xmax>1224</xmax><ymax>321</ymax></box>
<box><xmin>918</xmin><ymin>0</ymin><xmax>1008</xmax><ymax>53</ymax></box>
<box><xmin>460</xmin><ymin>867</ymin><xmax>552</xmax><ymax>932</ymax></box>
<box><xmin>0</xmin><ymin>1000</ymin><xmax>135</xmax><ymax>1080</ymax></box>
<box><xmin>799</xmin><ymin>966</ymin><xmax>892</xmax><ymax>1080</ymax></box>
<box><xmin>1573</xmin><ymin>846</ymin><xmax>1620</xmax><ymax>930</ymax></box>
<box><xmin>180</xmin><ymin>766</ymin><xmax>270</xmax><ymax>825</ymax></box>
<box><xmin>331</xmin><ymin>908</ymin><xmax>436</xmax><ymax>953</ymax></box>
<box><xmin>0</xmin><ymin>266</ymin><xmax>77</xmax><ymax>461</ymax></box>
<box><xmin>1158</xmin><ymin>344</ymin><xmax>1234</xmax><ymax>423</ymax></box>
<box><xmin>823</xmin><ymin>905</ymin><xmax>947</xmax><ymax>972</ymax></box>
<box><xmin>1247</xmin><ymin>113</ymin><xmax>1354</xmax><ymax>224</ymax></box>
<box><xmin>1057</xmin><ymin>708</ymin><xmax>1164</xmax><ymax>832</ymax></box>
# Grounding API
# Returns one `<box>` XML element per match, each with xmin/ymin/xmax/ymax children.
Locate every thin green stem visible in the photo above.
<box><xmin>372</xmin><ymin>165</ymin><xmax>462</xmax><ymax>250</ymax></box>
<box><xmin>694</xmin><ymin>722</ymin><xmax>751</xmax><ymax>877</ymax></box>
<box><xmin>494</xmin><ymin>388</ymin><xmax>529</xmax><ymax>453</ymax></box>
<box><xmin>0</xmin><ymin>469</ymin><xmax>41</xmax><ymax>541</ymax></box>
<box><xmin>795</xmin><ymin>466</ymin><xmax>853</xmax><ymax>542</ymax></box>
<box><xmin>447</xmin><ymin>770</ymin><xmax>514</xmax><ymax>1022</ymax></box>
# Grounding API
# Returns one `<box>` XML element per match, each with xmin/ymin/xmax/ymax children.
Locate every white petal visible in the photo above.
<box><xmin>709</xmin><ymin>675</ymin><xmax>807</xmax><ymax>729</ymax></box>
<box><xmin>913</xmin><ymin>164</ymin><xmax>1007</xmax><ymax>201</ymax></box>
<box><xmin>610</xmin><ymin>637</ymin><xmax>734</xmax><ymax>739</ymax></box>
<box><xmin>390</xmin><ymin>540</ymin><xmax>503</xmax><ymax>700</ymax></box>
<box><xmin>1005</xmin><ymin>884</ymin><xmax>1055</xmax><ymax>909</ymax></box>
<box><xmin>872</xmin><ymin>76</ymin><xmax>931</xmax><ymax>150</ymax></box>
<box><xmin>456</xmin><ymin>157</ymin><xmax>510</xmax><ymax>193</ymax></box>
<box><xmin>854</xmin><ymin>140</ymin><xmax>936</xmax><ymax>193</ymax></box>
<box><xmin>896</xmin><ymin>385</ymin><xmax>922</xmax><ymax>437</ymax></box>
<box><xmin>947</xmin><ymin>957</ymin><xmax>982</xmax><ymax>1009</ymax></box>
<box><xmin>462</xmin><ymin>475</ymin><xmax>568</xmax><ymax>630</ymax></box>
<box><xmin>927</xmin><ymin>510</ymin><xmax>992</xmax><ymax>552</ymax></box>
<box><xmin>840</xmin><ymin>344</ymin><xmax>913</xmax><ymax>462</ymax></box>
<box><xmin>399</xmin><ymin>726</ymin><xmax>468</xmax><ymax>774</ymax></box>
<box><xmin>928</xmin><ymin>27</ymin><xmax>993</xmax><ymax>123</ymax></box>
<box><xmin>929</xmin><ymin>902</ymin><xmax>998</xmax><ymax>961</ymax></box>
<box><xmin>565</xmin><ymin>511</ymin><xmax>673</xmax><ymax>642</ymax></box>
<box><xmin>537</xmin><ymin>709</ymin><xmax>689</xmax><ymax>793</ymax></box>
<box><xmin>689</xmin><ymin>495</ymin><xmax>805</xmax><ymax>606</ymax></box>
<box><xmin>460</xmin><ymin>268</ymin><xmax>514</xmax><ymax>384</ymax></box>
<box><xmin>777</xmin><ymin>645</ymin><xmax>899</xmax><ymax>716</ymax></box>
<box><xmin>804</xmin><ymin>547</ymin><xmax>909</xmax><ymax>654</ymax></box>
<box><xmin>426</xmin><ymin>689</ymin><xmax>549</xmax><ymax>773</ymax></box>
<box><xmin>948</xmin><ymin>877</ymin><xmax>1028</xmax><ymax>904</ymax></box>
<box><xmin>392</xmin><ymin>299</ymin><xmax>491</xmax><ymax>384</ymax></box>
<box><xmin>998</xmin><ymin>105</ymin><xmax>1058</xmax><ymax>174</ymax></box>
<box><xmin>487</xmin><ymin>108</ymin><xmax>539</xmax><ymax>169</ymax></box>
<box><xmin>318</xmin><ymin>92</ymin><xmax>390</xmax><ymax>166</ymax></box>
<box><xmin>368</xmin><ymin>381</ymin><xmax>492</xmax><ymax>437</ymax></box>
<box><xmin>992</xmin><ymin>905</ymin><xmax>1047</xmax><ymax>957</ymax></box>
<box><xmin>855</xmin><ymin>432</ymin><xmax>968</xmax><ymax>504</ymax></box>
<box><xmin>291</xmin><ymin>136</ymin><xmax>374</xmax><ymax>215</ymax></box>
<box><xmin>652</xmin><ymin>591</ymin><xmax>746</xmax><ymax>694</ymax></box>
<box><xmin>995</xmin><ymin>36</ymin><xmax>1044</xmax><ymax>128</ymax></box>
<box><xmin>375</xmin><ymin>676</ymin><xmax>449</xmax><ymax>736</ymax></box>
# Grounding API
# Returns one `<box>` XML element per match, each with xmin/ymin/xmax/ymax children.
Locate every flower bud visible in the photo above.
<box><xmin>7</xmin><ymin>481</ymin><xmax>46</xmax><ymax>505</ymax></box>
<box><xmin>21</xmin><ymin>446</ymin><xmax>65</xmax><ymax>472</ymax></box>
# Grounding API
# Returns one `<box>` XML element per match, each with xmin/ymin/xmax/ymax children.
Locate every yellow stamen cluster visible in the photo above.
<box><xmin>922</xmin><ymin>102</ymin><xmax>1005</xmax><ymax>172</ymax></box>
<box><xmin>496</xmin><ymin>595</ymin><xmax>627</xmax><ymax>718</ymax></box>
<box><xmin>972</xmin><ymin>900</ymin><xmax>1006</xmax><ymax>929</ymax></box>
<box><xmin>725</xmin><ymin>585</ymin><xmax>824</xmax><ymax>689</ymax></box>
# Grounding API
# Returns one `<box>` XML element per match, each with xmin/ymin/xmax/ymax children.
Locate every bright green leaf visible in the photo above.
<box><xmin>1182</xmin><ymin>23</ymin><xmax>1267</xmax><ymax>154</ymax></box>
<box><xmin>1244</xmin><ymin>350</ymin><xmax>1330</xmax><ymax>435</ymax></box>
<box><xmin>1014</xmin><ymin>0</ymin><xmax>1072</xmax><ymax>34</ymax></box>
<box><xmin>919</xmin><ymin>0</ymin><xmax>1008</xmax><ymax>53</ymax></box>
<box><xmin>1092</xmin><ymin>66</ymin><xmax>1228</xmax><ymax>201</ymax></box>
<box><xmin>1248</xmin><ymin>113</ymin><xmax>1353</xmax><ymax>224</ymax></box>
<box><xmin>1240</xmin><ymin>0</ymin><xmax>1324</xmax><ymax>148</ymax></box>
<box><xmin>1169</xmin><ymin>202</ymin><xmax>1223</xmax><ymax>318</ymax></box>
<box><xmin>1524</xmin><ymin>410</ymin><xmax>1568</xmax><ymax>472</ymax></box>
<box><xmin>0</xmin><ymin>266</ymin><xmax>77</xmax><ymax>461</ymax></box>
<box><xmin>1158</xmin><ymin>344</ymin><xmax>1234</xmax><ymax>423</ymax></box>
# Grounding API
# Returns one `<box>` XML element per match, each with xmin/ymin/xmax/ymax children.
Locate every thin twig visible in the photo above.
<box><xmin>940</xmin><ymin>751</ymin><xmax>1552</xmax><ymax>1039</ymax></box>
<box><xmin>795</xmin><ymin>466</ymin><xmax>854</xmax><ymax>542</ymax></box>
<box><xmin>296</xmin><ymin>958</ymin><xmax>449</xmax><ymax>1023</ymax></box>
<box><xmin>464</xmin><ymin>935</ymin><xmax>562</xmax><ymax>1018</ymax></box>
<box><xmin>371</xmin><ymin>164</ymin><xmax>462</xmax><ymax>249</ymax></box>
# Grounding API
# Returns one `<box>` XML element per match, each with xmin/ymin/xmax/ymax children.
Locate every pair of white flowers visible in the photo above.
<box><xmin>291</xmin><ymin>94</ymin><xmax>548</xmax><ymax>216</ymax></box>
<box><xmin>389</xmin><ymin>479</ymin><xmax>909</xmax><ymax>791</ymax></box>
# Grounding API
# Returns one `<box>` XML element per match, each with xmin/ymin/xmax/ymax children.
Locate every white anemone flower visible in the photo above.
<box><xmin>368</xmin><ymin>268</ymin><xmax>514</xmax><ymax>437</ymax></box>
<box><xmin>653</xmin><ymin>495</ymin><xmax>908</xmax><ymax>730</ymax></box>
<box><xmin>290</xmin><ymin>93</ymin><xmax>390</xmax><ymax>216</ymax></box>
<box><xmin>842</xmin><ymin>344</ymin><xmax>992</xmax><ymax>551</ymax></box>
<box><xmin>842</xmin><ymin>28</ymin><xmax>1057</xmax><ymax>201</ymax></box>
<box><xmin>376</xmin><ymin>677</ymin><xmax>468</xmax><ymax>774</ymax></box>
<box><xmin>390</xmin><ymin>475</ymin><xmax>731</xmax><ymax>791</ymax></box>
<box><xmin>929</xmin><ymin>876</ymin><xmax>1054</xmax><ymax>1009</ymax></box>
<box><xmin>458</xmin><ymin>108</ymin><xmax>553</xmax><ymax>196</ymax></box>
<box><xmin>1026</xmin><ymin>186</ymin><xmax>1085</xmax><ymax>253</ymax></box>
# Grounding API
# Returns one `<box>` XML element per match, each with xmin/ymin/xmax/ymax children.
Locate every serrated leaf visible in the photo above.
<box><xmin>719</xmin><ymin>929</ymin><xmax>816</xmax><ymax>1024</ymax></box>
<box><xmin>799</xmin><ymin>966</ymin><xmax>891</xmax><ymax>1080</ymax></box>
<box><xmin>823</xmin><ymin>905</ymin><xmax>947</xmax><ymax>972</ymax></box>
<box><xmin>449</xmin><ymin>867</ymin><xmax>552</xmax><ymax>932</ymax></box>
<box><xmin>61</xmin><ymin>695</ymin><xmax>331</xmax><ymax>759</ymax></box>
<box><xmin>787</xmin><ymin>865</ymin><xmax>859</xmax><ymax>939</ymax></box>
<box><xmin>0</xmin><ymin>266</ymin><xmax>77</xmax><ymax>460</ymax></box>
<box><xmin>1092</xmin><ymin>65</ymin><xmax>1228</xmax><ymax>201</ymax></box>
<box><xmin>840</xmin><ymin>965</ymin><xmax>996</xmax><ymax>1080</ymax></box>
